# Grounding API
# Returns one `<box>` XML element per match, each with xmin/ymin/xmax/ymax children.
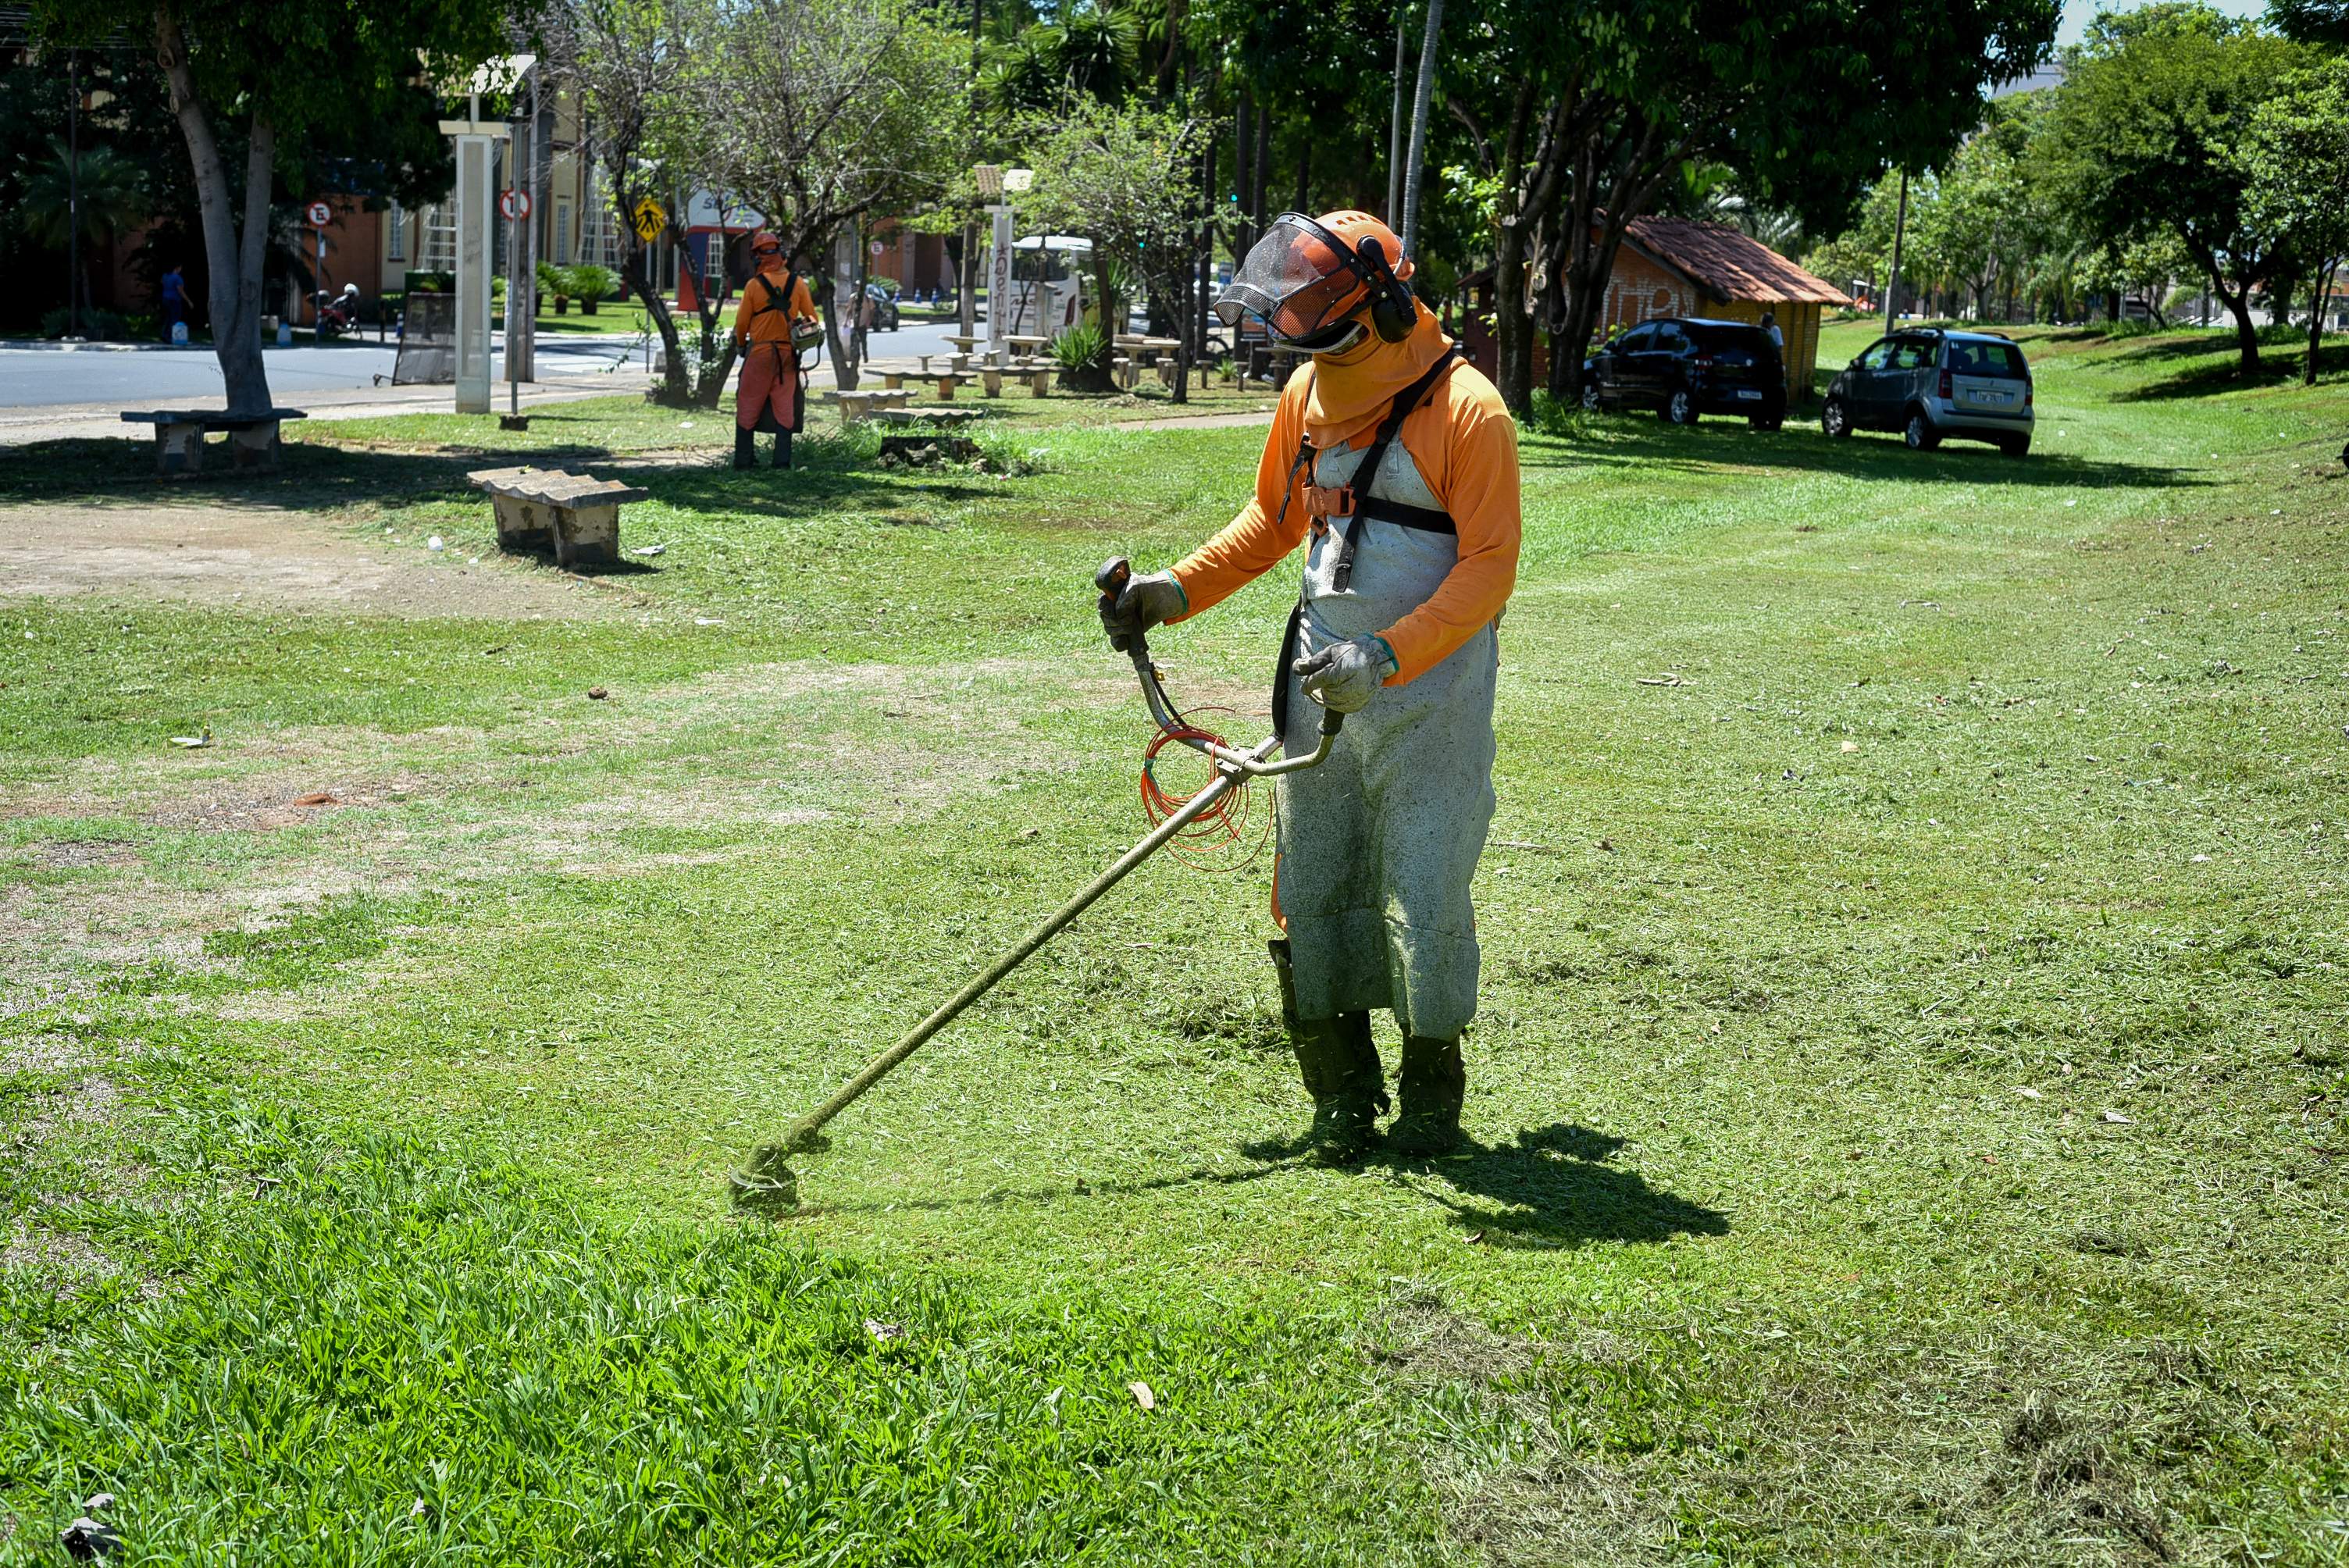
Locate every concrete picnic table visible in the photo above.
<box><xmin>1007</xmin><ymin>334</ymin><xmax>1050</xmax><ymax>355</ymax></box>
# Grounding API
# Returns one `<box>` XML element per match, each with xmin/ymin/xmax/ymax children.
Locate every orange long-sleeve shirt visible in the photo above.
<box><xmin>1168</xmin><ymin>358</ymin><xmax>1521</xmax><ymax>686</ymax></box>
<box><xmin>733</xmin><ymin>266</ymin><xmax>818</xmax><ymax>345</ymax></box>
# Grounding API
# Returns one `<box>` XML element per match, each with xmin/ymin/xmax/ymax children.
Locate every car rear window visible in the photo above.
<box><xmin>1689</xmin><ymin>323</ymin><xmax>1775</xmax><ymax>355</ymax></box>
<box><xmin>1945</xmin><ymin>340</ymin><xmax>2027</xmax><ymax>378</ymax></box>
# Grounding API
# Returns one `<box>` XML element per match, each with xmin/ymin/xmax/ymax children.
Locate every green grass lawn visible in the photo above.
<box><xmin>2</xmin><ymin>324</ymin><xmax>2345</xmax><ymax>1563</ymax></box>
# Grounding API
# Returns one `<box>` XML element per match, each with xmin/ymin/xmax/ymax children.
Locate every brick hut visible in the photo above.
<box><xmin>1453</xmin><ymin>217</ymin><xmax>1852</xmax><ymax>404</ymax></box>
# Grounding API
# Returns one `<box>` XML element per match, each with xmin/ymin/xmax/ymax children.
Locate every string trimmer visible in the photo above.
<box><xmin>729</xmin><ymin>558</ymin><xmax>1342</xmax><ymax>1213</ymax></box>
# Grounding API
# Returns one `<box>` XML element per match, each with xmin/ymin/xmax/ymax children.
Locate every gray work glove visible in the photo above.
<box><xmin>1294</xmin><ymin>634</ymin><xmax>1396</xmax><ymax>714</ymax></box>
<box><xmin>1101</xmin><ymin>570</ymin><xmax>1187</xmax><ymax>642</ymax></box>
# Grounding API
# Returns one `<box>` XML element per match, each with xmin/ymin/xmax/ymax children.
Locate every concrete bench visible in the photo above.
<box><xmin>980</xmin><ymin>367</ymin><xmax>1004</xmax><ymax>397</ymax></box>
<box><xmin>121</xmin><ymin>407</ymin><xmax>307</xmax><ymax>476</ymax></box>
<box><xmin>1113</xmin><ymin>356</ymin><xmax>1139</xmax><ymax>390</ymax></box>
<box><xmin>827</xmin><ymin>388</ymin><xmax>917</xmax><ymax>422</ymax></box>
<box><xmin>928</xmin><ymin>374</ymin><xmax>971</xmax><ymax>401</ymax></box>
<box><xmin>875</xmin><ymin>405</ymin><xmax>983</xmax><ymax>429</ymax></box>
<box><xmin>1024</xmin><ymin>368</ymin><xmax>1053</xmax><ymax>396</ymax></box>
<box><xmin>467</xmin><ymin>465</ymin><xmax>648</xmax><ymax>568</ymax></box>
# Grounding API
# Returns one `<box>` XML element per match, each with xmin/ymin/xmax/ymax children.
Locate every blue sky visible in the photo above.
<box><xmin>2056</xmin><ymin>0</ymin><xmax>2266</xmax><ymax>43</ymax></box>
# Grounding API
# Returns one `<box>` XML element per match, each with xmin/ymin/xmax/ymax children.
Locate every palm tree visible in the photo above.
<box><xmin>23</xmin><ymin>137</ymin><xmax>150</xmax><ymax>323</ymax></box>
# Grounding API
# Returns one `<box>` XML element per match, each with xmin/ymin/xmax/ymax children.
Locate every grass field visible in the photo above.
<box><xmin>2</xmin><ymin>323</ymin><xmax>2345</xmax><ymax>1563</ymax></box>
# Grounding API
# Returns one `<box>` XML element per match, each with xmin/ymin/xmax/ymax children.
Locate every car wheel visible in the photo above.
<box><xmin>1663</xmin><ymin>388</ymin><xmax>1696</xmax><ymax>426</ymax></box>
<box><xmin>1823</xmin><ymin>397</ymin><xmax>1852</xmax><ymax>439</ymax></box>
<box><xmin>1998</xmin><ymin>435</ymin><xmax>2030</xmax><ymax>457</ymax></box>
<box><xmin>1581</xmin><ymin>382</ymin><xmax>1602</xmax><ymax>412</ymax></box>
<box><xmin>1904</xmin><ymin>410</ymin><xmax>1940</xmax><ymax>451</ymax></box>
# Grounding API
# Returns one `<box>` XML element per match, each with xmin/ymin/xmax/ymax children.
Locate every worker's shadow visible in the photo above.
<box><xmin>1258</xmin><ymin>1121</ymin><xmax>1728</xmax><ymax>1251</ymax></box>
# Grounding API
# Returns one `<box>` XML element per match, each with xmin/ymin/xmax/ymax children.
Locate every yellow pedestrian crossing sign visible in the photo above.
<box><xmin>631</xmin><ymin>198</ymin><xmax>666</xmax><ymax>244</ymax></box>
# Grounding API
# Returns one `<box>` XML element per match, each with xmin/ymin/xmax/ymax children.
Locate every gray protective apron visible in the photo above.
<box><xmin>1274</xmin><ymin>352</ymin><xmax>1499</xmax><ymax>1041</ymax></box>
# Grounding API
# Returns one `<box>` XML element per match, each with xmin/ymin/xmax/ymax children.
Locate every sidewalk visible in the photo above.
<box><xmin>0</xmin><ymin>372</ymin><xmax>659</xmax><ymax>447</ymax></box>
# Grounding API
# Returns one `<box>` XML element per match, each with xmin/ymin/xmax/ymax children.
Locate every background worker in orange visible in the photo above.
<box><xmin>1100</xmin><ymin>210</ymin><xmax>1520</xmax><ymax>1164</ymax></box>
<box><xmin>733</xmin><ymin>231</ymin><xmax>819</xmax><ymax>470</ymax></box>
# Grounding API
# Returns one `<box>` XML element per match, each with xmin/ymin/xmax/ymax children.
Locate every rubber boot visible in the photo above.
<box><xmin>733</xmin><ymin>428</ymin><xmax>757</xmax><ymax>470</ymax></box>
<box><xmin>1269</xmin><ymin>939</ymin><xmax>1387</xmax><ymax>1164</ymax></box>
<box><xmin>1388</xmin><ymin>1035</ymin><xmax>1467</xmax><ymax>1156</ymax></box>
<box><xmin>772</xmin><ymin>429</ymin><xmax>793</xmax><ymax>470</ymax></box>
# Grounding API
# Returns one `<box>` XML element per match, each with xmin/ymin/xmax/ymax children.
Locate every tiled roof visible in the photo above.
<box><xmin>1620</xmin><ymin>216</ymin><xmax>1852</xmax><ymax>307</ymax></box>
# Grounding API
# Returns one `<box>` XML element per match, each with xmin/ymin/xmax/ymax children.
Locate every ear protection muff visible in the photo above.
<box><xmin>1353</xmin><ymin>234</ymin><xmax>1418</xmax><ymax>343</ymax></box>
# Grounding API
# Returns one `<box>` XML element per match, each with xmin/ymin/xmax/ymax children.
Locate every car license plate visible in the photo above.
<box><xmin>1736</xmin><ymin>389</ymin><xmax>1761</xmax><ymax>400</ymax></box>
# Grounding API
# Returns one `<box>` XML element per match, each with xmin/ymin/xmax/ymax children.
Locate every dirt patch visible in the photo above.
<box><xmin>0</xmin><ymin>501</ymin><xmax>615</xmax><ymax>618</ymax></box>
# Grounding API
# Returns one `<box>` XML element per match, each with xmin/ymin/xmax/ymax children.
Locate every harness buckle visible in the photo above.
<box><xmin>1302</xmin><ymin>483</ymin><xmax>1355</xmax><ymax>522</ymax></box>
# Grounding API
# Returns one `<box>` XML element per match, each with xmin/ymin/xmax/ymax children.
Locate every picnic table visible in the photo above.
<box><xmin>826</xmin><ymin>388</ymin><xmax>917</xmax><ymax>422</ymax></box>
<box><xmin>121</xmin><ymin>407</ymin><xmax>307</xmax><ymax>476</ymax></box>
<box><xmin>467</xmin><ymin>465</ymin><xmax>648</xmax><ymax>569</ymax></box>
<box><xmin>1007</xmin><ymin>333</ymin><xmax>1050</xmax><ymax>358</ymax></box>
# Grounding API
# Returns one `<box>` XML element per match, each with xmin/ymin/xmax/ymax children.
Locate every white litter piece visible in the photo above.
<box><xmin>633</xmin><ymin>543</ymin><xmax>666</xmax><ymax>557</ymax></box>
<box><xmin>427</xmin><ymin>536</ymin><xmax>446</xmax><ymax>551</ymax></box>
<box><xmin>169</xmin><ymin>728</ymin><xmax>212</xmax><ymax>749</ymax></box>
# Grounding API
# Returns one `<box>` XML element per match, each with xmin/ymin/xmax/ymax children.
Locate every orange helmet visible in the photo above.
<box><xmin>749</xmin><ymin>230</ymin><xmax>783</xmax><ymax>258</ymax></box>
<box><xmin>1217</xmin><ymin>209</ymin><xmax>1416</xmax><ymax>347</ymax></box>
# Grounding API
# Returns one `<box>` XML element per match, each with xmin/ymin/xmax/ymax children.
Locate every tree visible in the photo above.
<box><xmin>2268</xmin><ymin>0</ymin><xmax>2349</xmax><ymax>43</ymax></box>
<box><xmin>700</xmin><ymin>0</ymin><xmax>968</xmax><ymax>391</ymax></box>
<box><xmin>31</xmin><ymin>0</ymin><xmax>511</xmax><ymax>414</ymax></box>
<box><xmin>1432</xmin><ymin>0</ymin><xmax>2060</xmax><ymax>416</ymax></box>
<box><xmin>2041</xmin><ymin>4</ymin><xmax>2314</xmax><ymax>375</ymax></box>
<box><xmin>2237</xmin><ymin>58</ymin><xmax>2349</xmax><ymax>383</ymax></box>
<box><xmin>1014</xmin><ymin>96</ymin><xmax>1221</xmax><ymax>392</ymax></box>
<box><xmin>553</xmin><ymin>0</ymin><xmax>729</xmax><ymax>407</ymax></box>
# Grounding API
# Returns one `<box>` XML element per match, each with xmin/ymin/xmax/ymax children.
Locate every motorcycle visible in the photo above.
<box><xmin>312</xmin><ymin>284</ymin><xmax>362</xmax><ymax>339</ymax></box>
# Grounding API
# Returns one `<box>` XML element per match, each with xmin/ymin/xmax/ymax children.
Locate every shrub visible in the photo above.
<box><xmin>1050</xmin><ymin>322</ymin><xmax>1106</xmax><ymax>372</ymax></box>
<box><xmin>38</xmin><ymin>307</ymin><xmax>132</xmax><ymax>340</ymax></box>
<box><xmin>536</xmin><ymin>261</ymin><xmax>566</xmax><ymax>298</ymax></box>
<box><xmin>565</xmin><ymin>265</ymin><xmax>617</xmax><ymax>304</ymax></box>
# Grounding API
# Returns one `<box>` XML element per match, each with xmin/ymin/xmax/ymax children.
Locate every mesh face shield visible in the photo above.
<box><xmin>1215</xmin><ymin>213</ymin><xmax>1372</xmax><ymax>345</ymax></box>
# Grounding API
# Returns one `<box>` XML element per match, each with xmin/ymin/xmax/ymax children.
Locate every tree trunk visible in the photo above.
<box><xmin>1235</xmin><ymin>87</ymin><xmax>1256</xmax><ymax>260</ymax></box>
<box><xmin>2306</xmin><ymin>259</ymin><xmax>2334</xmax><ymax>386</ymax></box>
<box><xmin>1487</xmin><ymin>81</ymin><xmax>1538</xmax><ymax>416</ymax></box>
<box><xmin>1399</xmin><ymin>0</ymin><xmax>1445</xmax><ymax>255</ymax></box>
<box><xmin>1554</xmin><ymin>115</ymin><xmax>1674</xmax><ymax>407</ymax></box>
<box><xmin>155</xmin><ymin>2</ymin><xmax>273</xmax><ymax>413</ymax></box>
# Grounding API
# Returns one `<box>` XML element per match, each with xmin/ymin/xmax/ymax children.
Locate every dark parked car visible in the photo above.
<box><xmin>1581</xmin><ymin>316</ymin><xmax>1787</xmax><ymax>429</ymax></box>
<box><xmin>1822</xmin><ymin>328</ymin><xmax>2033</xmax><ymax>455</ymax></box>
<box><xmin>861</xmin><ymin>283</ymin><xmax>899</xmax><ymax>331</ymax></box>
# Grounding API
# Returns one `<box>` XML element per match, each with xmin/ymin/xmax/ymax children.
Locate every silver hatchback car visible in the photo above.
<box><xmin>1823</xmin><ymin>329</ymin><xmax>2034</xmax><ymax>456</ymax></box>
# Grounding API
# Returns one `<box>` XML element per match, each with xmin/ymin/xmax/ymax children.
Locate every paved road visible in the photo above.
<box><xmin>0</xmin><ymin>334</ymin><xmax>657</xmax><ymax>410</ymax></box>
<box><xmin>0</xmin><ymin>316</ymin><xmax>982</xmax><ymax>412</ymax></box>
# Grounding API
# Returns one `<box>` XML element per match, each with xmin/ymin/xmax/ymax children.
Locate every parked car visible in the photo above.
<box><xmin>1581</xmin><ymin>316</ymin><xmax>1787</xmax><ymax>429</ymax></box>
<box><xmin>861</xmin><ymin>283</ymin><xmax>899</xmax><ymax>332</ymax></box>
<box><xmin>1822</xmin><ymin>328</ymin><xmax>2033</xmax><ymax>455</ymax></box>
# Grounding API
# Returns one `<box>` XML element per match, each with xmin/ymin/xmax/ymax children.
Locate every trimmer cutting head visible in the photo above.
<box><xmin>729</xmin><ymin>1126</ymin><xmax>830</xmax><ymax>1213</ymax></box>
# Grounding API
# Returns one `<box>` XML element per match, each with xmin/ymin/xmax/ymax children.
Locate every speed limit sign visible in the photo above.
<box><xmin>306</xmin><ymin>201</ymin><xmax>331</xmax><ymax>227</ymax></box>
<box><xmin>500</xmin><ymin>189</ymin><xmax>532</xmax><ymax>221</ymax></box>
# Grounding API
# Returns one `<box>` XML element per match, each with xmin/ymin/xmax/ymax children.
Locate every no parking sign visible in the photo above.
<box><xmin>306</xmin><ymin>201</ymin><xmax>331</xmax><ymax>227</ymax></box>
<box><xmin>501</xmin><ymin>189</ymin><xmax>531</xmax><ymax>222</ymax></box>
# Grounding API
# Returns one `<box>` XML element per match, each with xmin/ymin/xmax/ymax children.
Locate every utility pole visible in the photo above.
<box><xmin>1884</xmin><ymin>169</ymin><xmax>1909</xmax><ymax>336</ymax></box>
<box><xmin>67</xmin><ymin>51</ymin><xmax>80</xmax><ymax>338</ymax></box>
<box><xmin>1399</xmin><ymin>0</ymin><xmax>1444</xmax><ymax>256</ymax></box>
<box><xmin>960</xmin><ymin>0</ymin><xmax>983</xmax><ymax>347</ymax></box>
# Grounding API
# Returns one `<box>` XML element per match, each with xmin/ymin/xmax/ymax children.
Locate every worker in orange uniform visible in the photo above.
<box><xmin>733</xmin><ymin>231</ymin><xmax>819</xmax><ymax>470</ymax></box>
<box><xmin>1100</xmin><ymin>210</ymin><xmax>1520</xmax><ymax>1164</ymax></box>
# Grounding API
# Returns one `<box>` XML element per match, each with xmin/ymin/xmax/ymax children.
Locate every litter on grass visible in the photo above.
<box><xmin>1128</xmin><ymin>1381</ymin><xmax>1156</xmax><ymax>1411</ymax></box>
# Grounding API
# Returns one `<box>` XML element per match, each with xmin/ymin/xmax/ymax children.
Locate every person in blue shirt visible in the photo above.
<box><xmin>160</xmin><ymin>266</ymin><xmax>195</xmax><ymax>340</ymax></box>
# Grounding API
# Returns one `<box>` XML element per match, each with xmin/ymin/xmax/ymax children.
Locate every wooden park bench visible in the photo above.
<box><xmin>466</xmin><ymin>465</ymin><xmax>647</xmax><ymax>569</ymax></box>
<box><xmin>121</xmin><ymin>407</ymin><xmax>307</xmax><ymax>476</ymax></box>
